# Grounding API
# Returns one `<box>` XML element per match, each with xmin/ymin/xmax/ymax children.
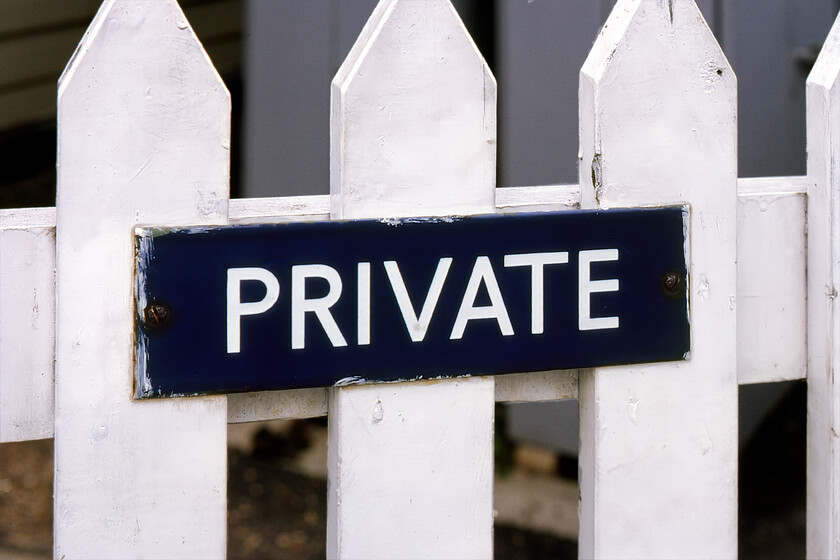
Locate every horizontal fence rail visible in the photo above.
<box><xmin>0</xmin><ymin>176</ymin><xmax>808</xmax><ymax>436</ymax></box>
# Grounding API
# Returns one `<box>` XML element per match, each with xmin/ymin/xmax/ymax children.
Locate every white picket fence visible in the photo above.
<box><xmin>1</xmin><ymin>0</ymin><xmax>838</xmax><ymax>557</ymax></box>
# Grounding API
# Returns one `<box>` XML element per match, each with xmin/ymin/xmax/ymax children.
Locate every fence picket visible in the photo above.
<box><xmin>578</xmin><ymin>1</ymin><xmax>738</xmax><ymax>556</ymax></box>
<box><xmin>54</xmin><ymin>1</ymin><xmax>230</xmax><ymax>557</ymax></box>
<box><xmin>806</xmin><ymin>11</ymin><xmax>840</xmax><ymax>557</ymax></box>
<box><xmin>330</xmin><ymin>0</ymin><xmax>495</xmax><ymax>221</ymax></box>
<box><xmin>327</xmin><ymin>1</ymin><xmax>495</xmax><ymax>557</ymax></box>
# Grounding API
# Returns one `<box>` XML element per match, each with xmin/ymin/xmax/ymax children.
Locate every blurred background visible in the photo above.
<box><xmin>1</xmin><ymin>0</ymin><xmax>837</xmax><ymax>557</ymax></box>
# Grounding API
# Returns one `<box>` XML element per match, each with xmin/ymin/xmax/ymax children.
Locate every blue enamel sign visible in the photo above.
<box><xmin>134</xmin><ymin>207</ymin><xmax>689</xmax><ymax>398</ymax></box>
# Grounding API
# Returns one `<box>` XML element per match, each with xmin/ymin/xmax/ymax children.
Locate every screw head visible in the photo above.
<box><xmin>144</xmin><ymin>302</ymin><xmax>171</xmax><ymax>329</ymax></box>
<box><xmin>661</xmin><ymin>271</ymin><xmax>684</xmax><ymax>296</ymax></box>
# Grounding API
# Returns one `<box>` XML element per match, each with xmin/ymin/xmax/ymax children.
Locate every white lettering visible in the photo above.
<box><xmin>358</xmin><ymin>262</ymin><xmax>371</xmax><ymax>346</ymax></box>
<box><xmin>384</xmin><ymin>258</ymin><xmax>453</xmax><ymax>342</ymax></box>
<box><xmin>451</xmin><ymin>256</ymin><xmax>514</xmax><ymax>340</ymax></box>
<box><xmin>578</xmin><ymin>249</ymin><xmax>620</xmax><ymax>331</ymax></box>
<box><xmin>504</xmin><ymin>252</ymin><xmax>569</xmax><ymax>334</ymax></box>
<box><xmin>226</xmin><ymin>267</ymin><xmax>280</xmax><ymax>354</ymax></box>
<box><xmin>292</xmin><ymin>264</ymin><xmax>347</xmax><ymax>349</ymax></box>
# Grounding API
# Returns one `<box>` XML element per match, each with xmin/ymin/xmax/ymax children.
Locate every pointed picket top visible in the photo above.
<box><xmin>55</xmin><ymin>0</ymin><xmax>229</xmax><ymax>556</ymax></box>
<box><xmin>805</xmin><ymin>11</ymin><xmax>840</xmax><ymax>559</ymax></box>
<box><xmin>808</xmin><ymin>13</ymin><xmax>840</xmax><ymax>94</ymax></box>
<box><xmin>580</xmin><ymin>0</ymin><xmax>736</xmax><ymax>208</ymax></box>
<box><xmin>578</xmin><ymin>0</ymin><xmax>738</xmax><ymax>557</ymax></box>
<box><xmin>58</xmin><ymin>0</ymin><xmax>231</xmax><ymax>222</ymax></box>
<box><xmin>59</xmin><ymin>0</ymin><xmax>226</xmax><ymax>103</ymax></box>
<box><xmin>331</xmin><ymin>0</ymin><xmax>496</xmax><ymax>220</ymax></box>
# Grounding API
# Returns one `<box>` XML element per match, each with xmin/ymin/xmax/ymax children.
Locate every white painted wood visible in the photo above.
<box><xmin>737</xmin><ymin>179</ymin><xmax>807</xmax><ymax>385</ymax></box>
<box><xmin>0</xmin><ymin>210</ymin><xmax>55</xmax><ymax>443</ymax></box>
<box><xmin>229</xmin><ymin>361</ymin><xmax>579</xmax><ymax>425</ymax></box>
<box><xmin>54</xmin><ymin>1</ymin><xmax>229</xmax><ymax>557</ymax></box>
<box><xmin>229</xmin><ymin>195</ymin><xmax>330</xmax><ymax>223</ymax></box>
<box><xmin>0</xmin><ymin>208</ymin><xmax>55</xmax><ymax>228</ymax></box>
<box><xmin>331</xmin><ymin>0</ymin><xmax>495</xmax><ymax>221</ymax></box>
<box><xmin>806</xmin><ymin>13</ymin><xmax>840</xmax><ymax>557</ymax></box>
<box><xmin>327</xmin><ymin>378</ymin><xmax>494</xmax><ymax>559</ymax></box>
<box><xmin>495</xmin><ymin>184</ymin><xmax>579</xmax><ymax>213</ymax></box>
<box><xmin>228</xmin><ymin>388</ymin><xmax>328</xmax><ymax>423</ymax></box>
<box><xmin>578</xmin><ymin>1</ymin><xmax>738</xmax><ymax>557</ymax></box>
<box><xmin>495</xmin><ymin>370</ymin><xmax>578</xmax><ymax>403</ymax></box>
<box><xmin>738</xmin><ymin>175</ymin><xmax>810</xmax><ymax>196</ymax></box>
<box><xmin>328</xmin><ymin>1</ymin><xmax>495</xmax><ymax>558</ymax></box>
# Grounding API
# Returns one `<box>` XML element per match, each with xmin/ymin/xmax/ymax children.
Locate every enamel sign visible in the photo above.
<box><xmin>134</xmin><ymin>207</ymin><xmax>689</xmax><ymax>398</ymax></box>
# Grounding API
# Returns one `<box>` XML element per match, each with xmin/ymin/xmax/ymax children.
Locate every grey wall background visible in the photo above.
<box><xmin>725</xmin><ymin>0</ymin><xmax>838</xmax><ymax>177</ymax></box>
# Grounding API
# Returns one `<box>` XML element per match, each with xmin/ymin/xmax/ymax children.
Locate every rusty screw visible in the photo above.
<box><xmin>144</xmin><ymin>302</ymin><xmax>171</xmax><ymax>329</ymax></box>
<box><xmin>661</xmin><ymin>271</ymin><xmax>684</xmax><ymax>296</ymax></box>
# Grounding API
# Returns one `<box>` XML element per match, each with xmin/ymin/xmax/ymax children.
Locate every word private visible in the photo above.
<box><xmin>134</xmin><ymin>208</ymin><xmax>689</xmax><ymax>398</ymax></box>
